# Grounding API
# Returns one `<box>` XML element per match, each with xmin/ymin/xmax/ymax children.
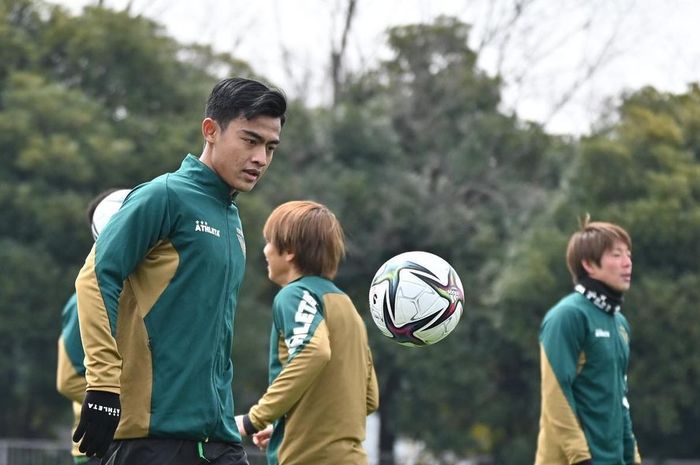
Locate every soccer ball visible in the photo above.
<box><xmin>368</xmin><ymin>251</ymin><xmax>464</xmax><ymax>347</ymax></box>
<box><xmin>91</xmin><ymin>189</ymin><xmax>130</xmax><ymax>240</ymax></box>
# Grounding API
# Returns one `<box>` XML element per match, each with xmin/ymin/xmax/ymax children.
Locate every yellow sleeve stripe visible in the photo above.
<box><xmin>56</xmin><ymin>338</ymin><xmax>87</xmax><ymax>403</ymax></box>
<box><xmin>538</xmin><ymin>344</ymin><xmax>591</xmax><ymax>464</ymax></box>
<box><xmin>75</xmin><ymin>246</ymin><xmax>121</xmax><ymax>394</ymax></box>
<box><xmin>366</xmin><ymin>347</ymin><xmax>379</xmax><ymax>414</ymax></box>
<box><xmin>249</xmin><ymin>321</ymin><xmax>331</xmax><ymax>429</ymax></box>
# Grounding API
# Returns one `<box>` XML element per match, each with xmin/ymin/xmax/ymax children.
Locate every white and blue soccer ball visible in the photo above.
<box><xmin>369</xmin><ymin>251</ymin><xmax>465</xmax><ymax>347</ymax></box>
<box><xmin>91</xmin><ymin>189</ymin><xmax>130</xmax><ymax>240</ymax></box>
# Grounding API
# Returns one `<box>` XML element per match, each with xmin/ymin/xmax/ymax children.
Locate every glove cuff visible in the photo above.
<box><xmin>242</xmin><ymin>415</ymin><xmax>259</xmax><ymax>435</ymax></box>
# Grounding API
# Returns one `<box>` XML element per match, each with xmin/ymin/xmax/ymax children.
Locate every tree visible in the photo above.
<box><xmin>585</xmin><ymin>86</ymin><xmax>700</xmax><ymax>457</ymax></box>
<box><xmin>266</xmin><ymin>16</ymin><xmax>569</xmax><ymax>464</ymax></box>
<box><xmin>0</xmin><ymin>0</ymin><xmax>255</xmax><ymax>436</ymax></box>
<box><xmin>492</xmin><ymin>84</ymin><xmax>700</xmax><ymax>463</ymax></box>
<box><xmin>8</xmin><ymin>3</ymin><xmax>700</xmax><ymax>463</ymax></box>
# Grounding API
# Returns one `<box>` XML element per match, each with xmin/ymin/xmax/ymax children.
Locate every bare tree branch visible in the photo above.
<box><xmin>331</xmin><ymin>0</ymin><xmax>357</xmax><ymax>104</ymax></box>
<box><xmin>543</xmin><ymin>2</ymin><xmax>631</xmax><ymax>124</ymax></box>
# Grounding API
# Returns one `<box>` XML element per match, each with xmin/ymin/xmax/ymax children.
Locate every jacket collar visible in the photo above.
<box><xmin>574</xmin><ymin>276</ymin><xmax>623</xmax><ymax>314</ymax></box>
<box><xmin>179</xmin><ymin>154</ymin><xmax>239</xmax><ymax>204</ymax></box>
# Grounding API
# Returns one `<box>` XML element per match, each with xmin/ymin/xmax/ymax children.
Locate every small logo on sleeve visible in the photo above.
<box><xmin>594</xmin><ymin>328</ymin><xmax>611</xmax><ymax>338</ymax></box>
<box><xmin>195</xmin><ymin>220</ymin><xmax>220</xmax><ymax>237</ymax></box>
<box><xmin>236</xmin><ymin>227</ymin><xmax>246</xmax><ymax>258</ymax></box>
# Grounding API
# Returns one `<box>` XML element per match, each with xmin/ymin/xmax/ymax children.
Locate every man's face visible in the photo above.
<box><xmin>263</xmin><ymin>241</ymin><xmax>295</xmax><ymax>286</ymax></box>
<box><xmin>203</xmin><ymin>115</ymin><xmax>281</xmax><ymax>192</ymax></box>
<box><xmin>584</xmin><ymin>240</ymin><xmax>633</xmax><ymax>292</ymax></box>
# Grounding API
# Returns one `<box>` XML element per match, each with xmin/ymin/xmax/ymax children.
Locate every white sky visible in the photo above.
<box><xmin>52</xmin><ymin>0</ymin><xmax>700</xmax><ymax>135</ymax></box>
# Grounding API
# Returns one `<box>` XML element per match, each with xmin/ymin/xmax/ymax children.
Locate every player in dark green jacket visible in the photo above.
<box><xmin>73</xmin><ymin>77</ymin><xmax>286</xmax><ymax>465</ymax></box>
<box><xmin>536</xmin><ymin>217</ymin><xmax>641</xmax><ymax>465</ymax></box>
<box><xmin>236</xmin><ymin>200</ymin><xmax>379</xmax><ymax>465</ymax></box>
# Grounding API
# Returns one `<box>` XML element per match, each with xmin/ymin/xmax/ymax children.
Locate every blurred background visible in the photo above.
<box><xmin>1</xmin><ymin>0</ymin><xmax>699</xmax><ymax>464</ymax></box>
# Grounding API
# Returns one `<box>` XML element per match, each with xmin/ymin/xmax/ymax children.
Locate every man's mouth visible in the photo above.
<box><xmin>243</xmin><ymin>169</ymin><xmax>260</xmax><ymax>180</ymax></box>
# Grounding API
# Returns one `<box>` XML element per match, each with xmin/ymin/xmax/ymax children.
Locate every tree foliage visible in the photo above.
<box><xmin>248</xmin><ymin>15</ymin><xmax>570</xmax><ymax>463</ymax></box>
<box><xmin>493</xmin><ymin>85</ymin><xmax>700</xmax><ymax>463</ymax></box>
<box><xmin>2</xmin><ymin>2</ymin><xmax>700</xmax><ymax>464</ymax></box>
<box><xmin>0</xmin><ymin>0</ymin><xmax>253</xmax><ymax>436</ymax></box>
<box><xmin>341</xmin><ymin>18</ymin><xmax>568</xmax><ymax>462</ymax></box>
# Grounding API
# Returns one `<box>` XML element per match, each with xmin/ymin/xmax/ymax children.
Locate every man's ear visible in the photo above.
<box><xmin>284</xmin><ymin>251</ymin><xmax>295</xmax><ymax>264</ymax></box>
<box><xmin>202</xmin><ymin>117</ymin><xmax>217</xmax><ymax>144</ymax></box>
<box><xmin>581</xmin><ymin>259</ymin><xmax>597</xmax><ymax>274</ymax></box>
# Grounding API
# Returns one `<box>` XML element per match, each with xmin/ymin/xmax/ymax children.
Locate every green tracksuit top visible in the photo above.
<box><xmin>536</xmin><ymin>289</ymin><xmax>640</xmax><ymax>465</ymax></box>
<box><xmin>76</xmin><ymin>154</ymin><xmax>246</xmax><ymax>442</ymax></box>
<box><xmin>247</xmin><ymin>276</ymin><xmax>379</xmax><ymax>465</ymax></box>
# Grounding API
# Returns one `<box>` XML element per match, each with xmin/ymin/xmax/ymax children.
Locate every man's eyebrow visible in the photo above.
<box><xmin>240</xmin><ymin>129</ymin><xmax>279</xmax><ymax>145</ymax></box>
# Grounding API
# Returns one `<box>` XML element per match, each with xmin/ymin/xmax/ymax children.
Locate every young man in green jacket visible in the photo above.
<box><xmin>73</xmin><ymin>77</ymin><xmax>286</xmax><ymax>465</ymax></box>
<box><xmin>535</xmin><ymin>217</ymin><xmax>641</xmax><ymax>465</ymax></box>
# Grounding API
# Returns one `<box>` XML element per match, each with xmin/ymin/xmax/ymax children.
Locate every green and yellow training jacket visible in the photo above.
<box><xmin>76</xmin><ymin>155</ymin><xmax>246</xmax><ymax>443</ymax></box>
<box><xmin>247</xmin><ymin>276</ymin><xmax>379</xmax><ymax>465</ymax></box>
<box><xmin>536</xmin><ymin>290</ymin><xmax>641</xmax><ymax>465</ymax></box>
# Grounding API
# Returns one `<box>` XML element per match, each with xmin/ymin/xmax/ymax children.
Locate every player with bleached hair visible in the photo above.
<box><xmin>236</xmin><ymin>200</ymin><xmax>379</xmax><ymax>465</ymax></box>
<box><xmin>535</xmin><ymin>216</ymin><xmax>641</xmax><ymax>465</ymax></box>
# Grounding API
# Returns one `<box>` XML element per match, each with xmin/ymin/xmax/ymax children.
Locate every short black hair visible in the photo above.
<box><xmin>204</xmin><ymin>77</ymin><xmax>287</xmax><ymax>129</ymax></box>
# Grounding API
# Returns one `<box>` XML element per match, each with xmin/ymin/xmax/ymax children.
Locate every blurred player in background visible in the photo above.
<box><xmin>235</xmin><ymin>200</ymin><xmax>379</xmax><ymax>465</ymax></box>
<box><xmin>535</xmin><ymin>216</ymin><xmax>641</xmax><ymax>465</ymax></box>
<box><xmin>56</xmin><ymin>188</ymin><xmax>124</xmax><ymax>465</ymax></box>
<box><xmin>73</xmin><ymin>77</ymin><xmax>287</xmax><ymax>464</ymax></box>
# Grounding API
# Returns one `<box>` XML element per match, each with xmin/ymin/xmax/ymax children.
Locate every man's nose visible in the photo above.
<box><xmin>251</xmin><ymin>146</ymin><xmax>268</xmax><ymax>165</ymax></box>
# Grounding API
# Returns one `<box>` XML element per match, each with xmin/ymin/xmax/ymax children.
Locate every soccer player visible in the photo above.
<box><xmin>73</xmin><ymin>77</ymin><xmax>287</xmax><ymax>464</ymax></box>
<box><xmin>56</xmin><ymin>188</ymin><xmax>124</xmax><ymax>465</ymax></box>
<box><xmin>235</xmin><ymin>200</ymin><xmax>379</xmax><ymax>465</ymax></box>
<box><xmin>535</xmin><ymin>216</ymin><xmax>641</xmax><ymax>465</ymax></box>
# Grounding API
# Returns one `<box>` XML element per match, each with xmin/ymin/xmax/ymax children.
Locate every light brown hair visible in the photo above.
<box><xmin>263</xmin><ymin>200</ymin><xmax>345</xmax><ymax>279</ymax></box>
<box><xmin>566</xmin><ymin>214</ymin><xmax>632</xmax><ymax>283</ymax></box>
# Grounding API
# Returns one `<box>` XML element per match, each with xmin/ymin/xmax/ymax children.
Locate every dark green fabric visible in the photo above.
<box><xmin>540</xmin><ymin>291</ymin><xmax>639</xmax><ymax>464</ymax></box>
<box><xmin>92</xmin><ymin>155</ymin><xmax>246</xmax><ymax>442</ymax></box>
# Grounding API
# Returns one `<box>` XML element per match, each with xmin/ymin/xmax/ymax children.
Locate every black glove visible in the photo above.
<box><xmin>73</xmin><ymin>390</ymin><xmax>121</xmax><ymax>458</ymax></box>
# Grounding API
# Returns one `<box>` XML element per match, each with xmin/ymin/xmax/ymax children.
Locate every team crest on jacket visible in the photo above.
<box><xmin>236</xmin><ymin>227</ymin><xmax>246</xmax><ymax>258</ymax></box>
<box><xmin>194</xmin><ymin>220</ymin><xmax>220</xmax><ymax>237</ymax></box>
<box><xmin>618</xmin><ymin>325</ymin><xmax>629</xmax><ymax>345</ymax></box>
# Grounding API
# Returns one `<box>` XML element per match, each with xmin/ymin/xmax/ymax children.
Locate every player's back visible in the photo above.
<box><xmin>276</xmin><ymin>276</ymin><xmax>373</xmax><ymax>465</ymax></box>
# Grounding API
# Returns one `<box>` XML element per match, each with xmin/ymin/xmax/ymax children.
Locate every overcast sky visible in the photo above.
<box><xmin>53</xmin><ymin>0</ymin><xmax>700</xmax><ymax>135</ymax></box>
